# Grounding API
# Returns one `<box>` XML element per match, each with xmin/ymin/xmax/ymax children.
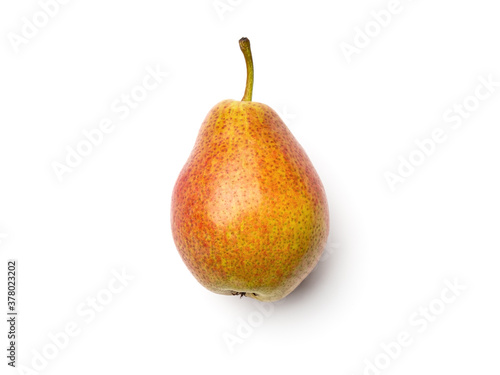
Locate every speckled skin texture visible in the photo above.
<box><xmin>171</xmin><ymin>99</ymin><xmax>329</xmax><ymax>302</ymax></box>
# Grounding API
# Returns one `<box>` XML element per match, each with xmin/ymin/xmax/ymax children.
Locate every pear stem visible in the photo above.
<box><xmin>239</xmin><ymin>37</ymin><xmax>254</xmax><ymax>101</ymax></box>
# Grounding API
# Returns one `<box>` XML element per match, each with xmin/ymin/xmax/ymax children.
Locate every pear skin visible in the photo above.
<box><xmin>171</xmin><ymin>38</ymin><xmax>329</xmax><ymax>302</ymax></box>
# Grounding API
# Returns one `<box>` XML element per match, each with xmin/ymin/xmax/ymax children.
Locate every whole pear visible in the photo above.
<box><xmin>171</xmin><ymin>38</ymin><xmax>329</xmax><ymax>302</ymax></box>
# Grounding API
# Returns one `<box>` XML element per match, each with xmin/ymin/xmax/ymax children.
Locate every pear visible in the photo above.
<box><xmin>171</xmin><ymin>38</ymin><xmax>329</xmax><ymax>302</ymax></box>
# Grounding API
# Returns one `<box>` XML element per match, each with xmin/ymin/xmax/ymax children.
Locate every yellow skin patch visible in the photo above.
<box><xmin>171</xmin><ymin>99</ymin><xmax>329</xmax><ymax>302</ymax></box>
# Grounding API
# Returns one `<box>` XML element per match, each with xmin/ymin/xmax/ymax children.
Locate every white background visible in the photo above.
<box><xmin>1</xmin><ymin>0</ymin><xmax>499</xmax><ymax>374</ymax></box>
